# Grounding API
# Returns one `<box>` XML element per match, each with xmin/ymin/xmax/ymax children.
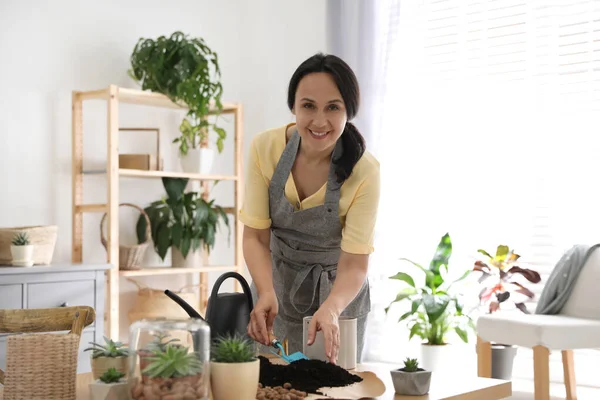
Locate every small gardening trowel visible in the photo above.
<box><xmin>268</xmin><ymin>332</ymin><xmax>309</xmax><ymax>362</ymax></box>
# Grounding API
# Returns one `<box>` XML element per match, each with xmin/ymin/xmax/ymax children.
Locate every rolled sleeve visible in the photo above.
<box><xmin>239</xmin><ymin>137</ymin><xmax>271</xmax><ymax>230</ymax></box>
<box><xmin>340</xmin><ymin>166</ymin><xmax>381</xmax><ymax>255</ymax></box>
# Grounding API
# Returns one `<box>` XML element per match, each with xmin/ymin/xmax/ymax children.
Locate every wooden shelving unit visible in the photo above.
<box><xmin>72</xmin><ymin>84</ymin><xmax>244</xmax><ymax>338</ymax></box>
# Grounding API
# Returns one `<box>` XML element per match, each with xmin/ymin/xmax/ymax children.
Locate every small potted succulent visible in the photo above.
<box><xmin>130</xmin><ymin>341</ymin><xmax>206</xmax><ymax>400</ymax></box>
<box><xmin>390</xmin><ymin>357</ymin><xmax>432</xmax><ymax>396</ymax></box>
<box><xmin>210</xmin><ymin>334</ymin><xmax>259</xmax><ymax>400</ymax></box>
<box><xmin>136</xmin><ymin>332</ymin><xmax>182</xmax><ymax>372</ymax></box>
<box><xmin>84</xmin><ymin>336</ymin><xmax>130</xmax><ymax>379</ymax></box>
<box><xmin>89</xmin><ymin>367</ymin><xmax>128</xmax><ymax>400</ymax></box>
<box><xmin>10</xmin><ymin>232</ymin><xmax>34</xmax><ymax>267</ymax></box>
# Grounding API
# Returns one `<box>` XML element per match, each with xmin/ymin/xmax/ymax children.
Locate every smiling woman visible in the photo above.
<box><xmin>239</xmin><ymin>53</ymin><xmax>381</xmax><ymax>365</ymax></box>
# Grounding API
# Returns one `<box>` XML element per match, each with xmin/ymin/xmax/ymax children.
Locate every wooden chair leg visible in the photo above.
<box><xmin>477</xmin><ymin>336</ymin><xmax>492</xmax><ymax>378</ymax></box>
<box><xmin>562</xmin><ymin>350</ymin><xmax>577</xmax><ymax>400</ymax></box>
<box><xmin>533</xmin><ymin>345</ymin><xmax>550</xmax><ymax>400</ymax></box>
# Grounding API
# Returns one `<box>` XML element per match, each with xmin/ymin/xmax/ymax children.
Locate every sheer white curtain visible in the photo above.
<box><xmin>331</xmin><ymin>1</ymin><xmax>600</xmax><ymax>380</ymax></box>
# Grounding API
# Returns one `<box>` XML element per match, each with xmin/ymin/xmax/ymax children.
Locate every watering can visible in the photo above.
<box><xmin>164</xmin><ymin>271</ymin><xmax>254</xmax><ymax>341</ymax></box>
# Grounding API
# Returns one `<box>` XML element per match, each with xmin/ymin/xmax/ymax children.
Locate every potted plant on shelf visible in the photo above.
<box><xmin>390</xmin><ymin>357</ymin><xmax>432</xmax><ymax>396</ymax></box>
<box><xmin>385</xmin><ymin>233</ymin><xmax>474</xmax><ymax>372</ymax></box>
<box><xmin>129</xmin><ymin>31</ymin><xmax>226</xmax><ymax>174</ymax></box>
<box><xmin>473</xmin><ymin>244</ymin><xmax>541</xmax><ymax>380</ymax></box>
<box><xmin>210</xmin><ymin>334</ymin><xmax>259</xmax><ymax>400</ymax></box>
<box><xmin>10</xmin><ymin>232</ymin><xmax>34</xmax><ymax>267</ymax></box>
<box><xmin>84</xmin><ymin>336</ymin><xmax>130</xmax><ymax>379</ymax></box>
<box><xmin>89</xmin><ymin>367</ymin><xmax>128</xmax><ymax>400</ymax></box>
<box><xmin>130</xmin><ymin>341</ymin><xmax>206</xmax><ymax>400</ymax></box>
<box><xmin>136</xmin><ymin>177</ymin><xmax>230</xmax><ymax>268</ymax></box>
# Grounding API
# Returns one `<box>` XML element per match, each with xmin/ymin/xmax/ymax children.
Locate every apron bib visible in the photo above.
<box><xmin>250</xmin><ymin>129</ymin><xmax>370</xmax><ymax>362</ymax></box>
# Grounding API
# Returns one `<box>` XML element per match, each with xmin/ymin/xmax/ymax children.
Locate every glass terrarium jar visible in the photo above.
<box><xmin>128</xmin><ymin>318</ymin><xmax>211</xmax><ymax>400</ymax></box>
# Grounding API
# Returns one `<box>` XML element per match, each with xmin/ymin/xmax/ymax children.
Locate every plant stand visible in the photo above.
<box><xmin>72</xmin><ymin>85</ymin><xmax>244</xmax><ymax>339</ymax></box>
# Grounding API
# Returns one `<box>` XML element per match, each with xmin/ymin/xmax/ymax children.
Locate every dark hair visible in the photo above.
<box><xmin>287</xmin><ymin>53</ymin><xmax>366</xmax><ymax>183</ymax></box>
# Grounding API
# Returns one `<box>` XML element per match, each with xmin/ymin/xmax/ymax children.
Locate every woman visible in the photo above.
<box><xmin>240</xmin><ymin>53</ymin><xmax>380</xmax><ymax>364</ymax></box>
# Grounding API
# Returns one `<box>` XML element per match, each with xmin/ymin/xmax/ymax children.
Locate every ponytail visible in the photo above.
<box><xmin>335</xmin><ymin>122</ymin><xmax>366</xmax><ymax>183</ymax></box>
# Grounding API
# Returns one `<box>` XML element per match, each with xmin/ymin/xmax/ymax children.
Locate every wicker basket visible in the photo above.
<box><xmin>3</xmin><ymin>333</ymin><xmax>79</xmax><ymax>400</ymax></box>
<box><xmin>0</xmin><ymin>225</ymin><xmax>57</xmax><ymax>265</ymax></box>
<box><xmin>100</xmin><ymin>203</ymin><xmax>151</xmax><ymax>270</ymax></box>
<box><xmin>127</xmin><ymin>278</ymin><xmax>201</xmax><ymax>324</ymax></box>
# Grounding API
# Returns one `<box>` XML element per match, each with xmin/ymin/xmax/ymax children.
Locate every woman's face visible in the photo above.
<box><xmin>292</xmin><ymin>72</ymin><xmax>347</xmax><ymax>155</ymax></box>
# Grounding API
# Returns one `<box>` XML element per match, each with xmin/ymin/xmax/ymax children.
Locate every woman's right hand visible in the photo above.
<box><xmin>248</xmin><ymin>290</ymin><xmax>279</xmax><ymax>345</ymax></box>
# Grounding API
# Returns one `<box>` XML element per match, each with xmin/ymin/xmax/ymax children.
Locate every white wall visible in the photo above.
<box><xmin>0</xmin><ymin>0</ymin><xmax>328</xmax><ymax>339</ymax></box>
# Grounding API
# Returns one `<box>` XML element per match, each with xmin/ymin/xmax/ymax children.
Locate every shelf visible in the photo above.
<box><xmin>82</xmin><ymin>168</ymin><xmax>238</xmax><ymax>181</ymax></box>
<box><xmin>119</xmin><ymin>265</ymin><xmax>239</xmax><ymax>277</ymax></box>
<box><xmin>76</xmin><ymin>86</ymin><xmax>238</xmax><ymax>114</ymax></box>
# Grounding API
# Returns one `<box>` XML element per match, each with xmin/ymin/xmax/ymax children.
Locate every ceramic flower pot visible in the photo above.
<box><xmin>89</xmin><ymin>379</ymin><xmax>129</xmax><ymax>400</ymax></box>
<box><xmin>10</xmin><ymin>244</ymin><xmax>34</xmax><ymax>267</ymax></box>
<box><xmin>180</xmin><ymin>147</ymin><xmax>214</xmax><ymax>174</ymax></box>
<box><xmin>390</xmin><ymin>368</ymin><xmax>432</xmax><ymax>396</ymax></box>
<box><xmin>211</xmin><ymin>359</ymin><xmax>260</xmax><ymax>400</ymax></box>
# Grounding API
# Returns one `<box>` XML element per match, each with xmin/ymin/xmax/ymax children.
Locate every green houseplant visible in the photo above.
<box><xmin>84</xmin><ymin>336</ymin><xmax>130</xmax><ymax>379</ymax></box>
<box><xmin>10</xmin><ymin>232</ymin><xmax>34</xmax><ymax>267</ymax></box>
<box><xmin>136</xmin><ymin>177</ymin><xmax>230</xmax><ymax>268</ymax></box>
<box><xmin>210</xmin><ymin>334</ymin><xmax>259</xmax><ymax>400</ymax></box>
<box><xmin>473</xmin><ymin>244</ymin><xmax>541</xmax><ymax>380</ymax></box>
<box><xmin>386</xmin><ymin>233</ymin><xmax>473</xmax><ymax>370</ymax></box>
<box><xmin>390</xmin><ymin>358</ymin><xmax>432</xmax><ymax>396</ymax></box>
<box><xmin>89</xmin><ymin>367</ymin><xmax>128</xmax><ymax>400</ymax></box>
<box><xmin>130</xmin><ymin>342</ymin><xmax>206</xmax><ymax>400</ymax></box>
<box><xmin>129</xmin><ymin>31</ymin><xmax>226</xmax><ymax>174</ymax></box>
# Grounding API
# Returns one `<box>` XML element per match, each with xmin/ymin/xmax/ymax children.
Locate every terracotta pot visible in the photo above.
<box><xmin>90</xmin><ymin>355</ymin><xmax>128</xmax><ymax>380</ymax></box>
<box><xmin>211</xmin><ymin>359</ymin><xmax>259</xmax><ymax>400</ymax></box>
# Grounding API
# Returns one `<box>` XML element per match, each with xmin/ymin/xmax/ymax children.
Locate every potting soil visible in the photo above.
<box><xmin>258</xmin><ymin>355</ymin><xmax>363</xmax><ymax>395</ymax></box>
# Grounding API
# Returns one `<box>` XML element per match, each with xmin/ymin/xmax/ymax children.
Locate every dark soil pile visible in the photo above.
<box><xmin>258</xmin><ymin>355</ymin><xmax>363</xmax><ymax>395</ymax></box>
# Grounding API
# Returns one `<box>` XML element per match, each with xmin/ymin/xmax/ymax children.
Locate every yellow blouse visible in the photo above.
<box><xmin>239</xmin><ymin>124</ymin><xmax>380</xmax><ymax>255</ymax></box>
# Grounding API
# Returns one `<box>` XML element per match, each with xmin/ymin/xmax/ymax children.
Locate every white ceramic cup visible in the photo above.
<box><xmin>302</xmin><ymin>316</ymin><xmax>357</xmax><ymax>370</ymax></box>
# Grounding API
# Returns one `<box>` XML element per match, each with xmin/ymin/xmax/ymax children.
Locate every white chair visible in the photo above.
<box><xmin>476</xmin><ymin>247</ymin><xmax>600</xmax><ymax>400</ymax></box>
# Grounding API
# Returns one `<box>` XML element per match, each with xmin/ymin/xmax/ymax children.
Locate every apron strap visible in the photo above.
<box><xmin>271</xmin><ymin>129</ymin><xmax>300</xmax><ymax>192</ymax></box>
<box><xmin>288</xmin><ymin>263</ymin><xmax>333</xmax><ymax>315</ymax></box>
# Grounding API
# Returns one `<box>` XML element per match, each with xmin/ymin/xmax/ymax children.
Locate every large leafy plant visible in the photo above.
<box><xmin>129</xmin><ymin>31</ymin><xmax>226</xmax><ymax>154</ymax></box>
<box><xmin>386</xmin><ymin>233</ymin><xmax>473</xmax><ymax>345</ymax></box>
<box><xmin>136</xmin><ymin>177</ymin><xmax>230</xmax><ymax>260</ymax></box>
<box><xmin>474</xmin><ymin>245</ymin><xmax>541</xmax><ymax>314</ymax></box>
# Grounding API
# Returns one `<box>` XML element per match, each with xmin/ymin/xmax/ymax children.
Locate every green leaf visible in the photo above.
<box><xmin>389</xmin><ymin>272</ymin><xmax>416</xmax><ymax>287</ymax></box>
<box><xmin>156</xmin><ymin>223</ymin><xmax>171</xmax><ymax>261</ymax></box>
<box><xmin>495</xmin><ymin>245</ymin><xmax>509</xmax><ymax>262</ymax></box>
<box><xmin>136</xmin><ymin>213</ymin><xmax>148</xmax><ymax>243</ymax></box>
<box><xmin>171</xmin><ymin>221</ymin><xmax>183</xmax><ymax>247</ymax></box>
<box><xmin>477</xmin><ymin>249</ymin><xmax>493</xmax><ymax>259</ymax></box>
<box><xmin>163</xmin><ymin>177</ymin><xmax>189</xmax><ymax>200</ymax></box>
<box><xmin>216</xmin><ymin>137</ymin><xmax>224</xmax><ymax>153</ymax></box>
<box><xmin>387</xmin><ymin>287</ymin><xmax>418</xmax><ymax>311</ymax></box>
<box><xmin>422</xmin><ymin>293</ymin><xmax>450</xmax><ymax>323</ymax></box>
<box><xmin>398</xmin><ymin>311</ymin><xmax>413</xmax><ymax>322</ymax></box>
<box><xmin>455</xmin><ymin>327</ymin><xmax>468</xmax><ymax>343</ymax></box>
<box><xmin>428</xmin><ymin>233</ymin><xmax>452</xmax><ymax>278</ymax></box>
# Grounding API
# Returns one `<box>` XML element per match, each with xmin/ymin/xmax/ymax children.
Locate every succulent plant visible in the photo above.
<box><xmin>402</xmin><ymin>358</ymin><xmax>420</xmax><ymax>373</ymax></box>
<box><xmin>84</xmin><ymin>336</ymin><xmax>130</xmax><ymax>359</ymax></box>
<box><xmin>144</xmin><ymin>332</ymin><xmax>182</xmax><ymax>353</ymax></box>
<box><xmin>11</xmin><ymin>232</ymin><xmax>30</xmax><ymax>246</ymax></box>
<box><xmin>98</xmin><ymin>367</ymin><xmax>125</xmax><ymax>384</ymax></box>
<box><xmin>142</xmin><ymin>344</ymin><xmax>203</xmax><ymax>378</ymax></box>
<box><xmin>211</xmin><ymin>334</ymin><xmax>256</xmax><ymax>363</ymax></box>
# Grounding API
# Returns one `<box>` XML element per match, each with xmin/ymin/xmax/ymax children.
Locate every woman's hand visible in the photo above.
<box><xmin>248</xmin><ymin>290</ymin><xmax>279</xmax><ymax>346</ymax></box>
<box><xmin>306</xmin><ymin>302</ymin><xmax>340</xmax><ymax>364</ymax></box>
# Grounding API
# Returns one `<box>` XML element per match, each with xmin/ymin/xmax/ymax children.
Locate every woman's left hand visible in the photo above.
<box><xmin>306</xmin><ymin>302</ymin><xmax>340</xmax><ymax>364</ymax></box>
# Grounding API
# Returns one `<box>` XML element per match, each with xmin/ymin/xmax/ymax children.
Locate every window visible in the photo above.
<box><xmin>367</xmin><ymin>0</ymin><xmax>600</xmax><ymax>386</ymax></box>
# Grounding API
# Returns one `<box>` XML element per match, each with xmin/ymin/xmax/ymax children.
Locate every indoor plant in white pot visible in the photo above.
<box><xmin>128</xmin><ymin>31</ymin><xmax>226</xmax><ymax>174</ymax></box>
<box><xmin>473</xmin><ymin>244</ymin><xmax>541</xmax><ymax>380</ymax></box>
<box><xmin>89</xmin><ymin>367</ymin><xmax>128</xmax><ymax>400</ymax></box>
<box><xmin>137</xmin><ymin>177</ymin><xmax>230</xmax><ymax>268</ymax></box>
<box><xmin>385</xmin><ymin>233</ymin><xmax>474</xmax><ymax>372</ymax></box>
<box><xmin>210</xmin><ymin>334</ymin><xmax>259</xmax><ymax>400</ymax></box>
<box><xmin>390</xmin><ymin>357</ymin><xmax>432</xmax><ymax>396</ymax></box>
<box><xmin>84</xmin><ymin>336</ymin><xmax>130</xmax><ymax>379</ymax></box>
<box><xmin>10</xmin><ymin>232</ymin><xmax>34</xmax><ymax>267</ymax></box>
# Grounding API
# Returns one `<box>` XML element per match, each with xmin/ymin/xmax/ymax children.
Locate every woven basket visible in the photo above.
<box><xmin>0</xmin><ymin>225</ymin><xmax>57</xmax><ymax>265</ymax></box>
<box><xmin>127</xmin><ymin>278</ymin><xmax>201</xmax><ymax>324</ymax></box>
<box><xmin>100</xmin><ymin>203</ymin><xmax>151</xmax><ymax>270</ymax></box>
<box><xmin>3</xmin><ymin>333</ymin><xmax>79</xmax><ymax>400</ymax></box>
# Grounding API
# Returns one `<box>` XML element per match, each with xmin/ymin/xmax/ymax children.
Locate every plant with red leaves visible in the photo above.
<box><xmin>474</xmin><ymin>245</ymin><xmax>541</xmax><ymax>314</ymax></box>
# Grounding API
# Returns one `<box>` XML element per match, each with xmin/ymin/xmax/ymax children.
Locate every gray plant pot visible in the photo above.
<box><xmin>390</xmin><ymin>368</ymin><xmax>432</xmax><ymax>396</ymax></box>
<box><xmin>492</xmin><ymin>344</ymin><xmax>517</xmax><ymax>380</ymax></box>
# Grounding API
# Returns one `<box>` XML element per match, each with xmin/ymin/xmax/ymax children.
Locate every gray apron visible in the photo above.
<box><xmin>251</xmin><ymin>129</ymin><xmax>371</xmax><ymax>362</ymax></box>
